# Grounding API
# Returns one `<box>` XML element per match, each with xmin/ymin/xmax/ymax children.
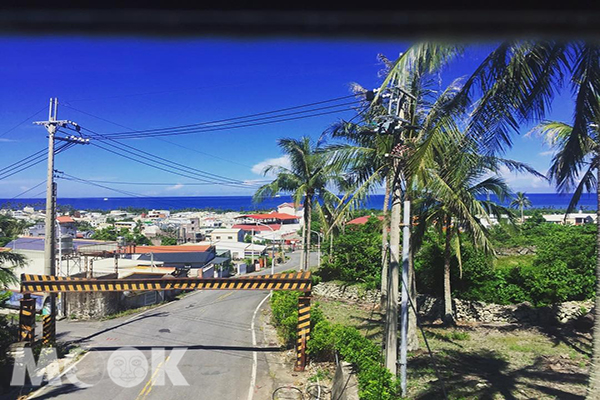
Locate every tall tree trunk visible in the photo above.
<box><xmin>329</xmin><ymin>232</ymin><xmax>333</xmax><ymax>262</ymax></box>
<box><xmin>407</xmin><ymin>203</ymin><xmax>419</xmax><ymax>351</ymax></box>
<box><xmin>588</xmin><ymin>166</ymin><xmax>600</xmax><ymax>399</ymax></box>
<box><xmin>521</xmin><ymin>205</ymin><xmax>524</xmax><ymax>224</ymax></box>
<box><xmin>443</xmin><ymin>216</ymin><xmax>455</xmax><ymax>325</ymax></box>
<box><xmin>384</xmin><ymin>174</ymin><xmax>402</xmax><ymax>375</ymax></box>
<box><xmin>304</xmin><ymin>196</ymin><xmax>312</xmax><ymax>271</ymax></box>
<box><xmin>381</xmin><ymin>174</ymin><xmax>392</xmax><ymax>309</ymax></box>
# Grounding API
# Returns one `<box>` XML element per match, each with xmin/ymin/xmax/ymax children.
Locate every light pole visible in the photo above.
<box><xmin>310</xmin><ymin>230</ymin><xmax>322</xmax><ymax>270</ymax></box>
<box><xmin>254</xmin><ymin>221</ymin><xmax>277</xmax><ymax>275</ymax></box>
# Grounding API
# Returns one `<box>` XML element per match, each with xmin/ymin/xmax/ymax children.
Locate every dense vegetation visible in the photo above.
<box><xmin>91</xmin><ymin>225</ymin><xmax>152</xmax><ymax>245</ymax></box>
<box><xmin>317</xmin><ymin>215</ymin><xmax>597</xmax><ymax>307</ymax></box>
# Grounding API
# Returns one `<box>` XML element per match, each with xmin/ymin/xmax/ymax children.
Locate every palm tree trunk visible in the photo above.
<box><xmin>329</xmin><ymin>232</ymin><xmax>333</xmax><ymax>262</ymax></box>
<box><xmin>588</xmin><ymin>166</ymin><xmax>600</xmax><ymax>399</ymax></box>
<box><xmin>381</xmin><ymin>174</ymin><xmax>392</xmax><ymax>309</ymax></box>
<box><xmin>304</xmin><ymin>196</ymin><xmax>312</xmax><ymax>271</ymax></box>
<box><xmin>521</xmin><ymin>205</ymin><xmax>524</xmax><ymax>224</ymax></box>
<box><xmin>407</xmin><ymin>220</ymin><xmax>420</xmax><ymax>351</ymax></box>
<box><xmin>443</xmin><ymin>216</ymin><xmax>455</xmax><ymax>326</ymax></box>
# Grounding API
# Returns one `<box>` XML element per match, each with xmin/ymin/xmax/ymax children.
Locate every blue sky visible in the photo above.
<box><xmin>0</xmin><ymin>37</ymin><xmax>574</xmax><ymax>198</ymax></box>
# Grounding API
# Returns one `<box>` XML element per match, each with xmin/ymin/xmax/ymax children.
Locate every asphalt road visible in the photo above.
<box><xmin>28</xmin><ymin>251</ymin><xmax>316</xmax><ymax>400</ymax></box>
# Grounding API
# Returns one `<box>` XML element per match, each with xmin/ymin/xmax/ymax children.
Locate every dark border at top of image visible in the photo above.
<box><xmin>1</xmin><ymin>3</ymin><xmax>600</xmax><ymax>40</ymax></box>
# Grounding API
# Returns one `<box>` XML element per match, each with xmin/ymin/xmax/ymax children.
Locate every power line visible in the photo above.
<box><xmin>61</xmin><ymin>104</ymin><xmax>253</xmax><ymax>168</ymax></box>
<box><xmin>0</xmin><ymin>142</ymin><xmax>74</xmax><ymax>181</ymax></box>
<box><xmin>87</xmin><ymin>140</ymin><xmax>261</xmax><ymax>190</ymax></box>
<box><xmin>0</xmin><ymin>106</ymin><xmax>47</xmax><ymax>139</ymax></box>
<box><xmin>81</xmin><ymin>127</ymin><xmax>248</xmax><ymax>186</ymax></box>
<box><xmin>91</xmin><ymin>103</ymin><xmax>359</xmax><ymax>139</ymax></box>
<box><xmin>8</xmin><ymin>180</ymin><xmax>47</xmax><ymax>200</ymax></box>
<box><xmin>81</xmin><ymin>179</ymin><xmax>270</xmax><ymax>186</ymax></box>
<box><xmin>65</xmin><ymin>94</ymin><xmax>358</xmax><ymax>137</ymax></box>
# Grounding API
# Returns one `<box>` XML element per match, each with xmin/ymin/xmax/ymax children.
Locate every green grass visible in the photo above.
<box><xmin>101</xmin><ymin>301</ymin><xmax>167</xmax><ymax>321</ymax></box>
<box><xmin>494</xmin><ymin>254</ymin><xmax>535</xmax><ymax>269</ymax></box>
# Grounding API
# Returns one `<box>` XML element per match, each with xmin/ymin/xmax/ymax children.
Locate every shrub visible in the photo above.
<box><xmin>318</xmin><ymin>217</ymin><xmax>383</xmax><ymax>289</ymax></box>
<box><xmin>270</xmin><ymin>291</ymin><xmax>324</xmax><ymax>347</ymax></box>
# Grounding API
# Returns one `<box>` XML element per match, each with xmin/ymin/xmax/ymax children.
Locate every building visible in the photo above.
<box><xmin>542</xmin><ymin>212</ymin><xmax>597</xmax><ymax>225</ymax></box>
<box><xmin>28</xmin><ymin>216</ymin><xmax>77</xmax><ymax>238</ymax></box>
<box><xmin>207</xmin><ymin>228</ymin><xmax>244</xmax><ymax>243</ymax></box>
<box><xmin>114</xmin><ymin>221</ymin><xmax>137</xmax><ymax>232</ymax></box>
<box><xmin>129</xmin><ymin>244</ymin><xmax>218</xmax><ymax>270</ymax></box>
<box><xmin>147</xmin><ymin>209</ymin><xmax>170</xmax><ymax>220</ymax></box>
<box><xmin>277</xmin><ymin>202</ymin><xmax>304</xmax><ymax>218</ymax></box>
<box><xmin>233</xmin><ymin>212</ymin><xmax>300</xmax><ymax>235</ymax></box>
<box><xmin>347</xmin><ymin>215</ymin><xmax>385</xmax><ymax>225</ymax></box>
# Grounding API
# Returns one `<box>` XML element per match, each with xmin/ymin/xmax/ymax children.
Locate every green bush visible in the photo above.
<box><xmin>270</xmin><ymin>291</ymin><xmax>324</xmax><ymax>347</ymax></box>
<box><xmin>415</xmin><ymin>224</ymin><xmax>597</xmax><ymax>306</ymax></box>
<box><xmin>317</xmin><ymin>217</ymin><xmax>383</xmax><ymax>289</ymax></box>
<box><xmin>308</xmin><ymin>319</ymin><xmax>397</xmax><ymax>400</ymax></box>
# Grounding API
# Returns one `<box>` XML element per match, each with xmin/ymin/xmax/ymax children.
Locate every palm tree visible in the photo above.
<box><xmin>449</xmin><ymin>41</ymin><xmax>600</xmax><ymax>397</ymax></box>
<box><xmin>253</xmin><ymin>136</ymin><xmax>344</xmax><ymax>271</ymax></box>
<box><xmin>532</xmin><ymin>120</ymin><xmax>600</xmax><ymax>397</ymax></box>
<box><xmin>0</xmin><ymin>251</ymin><xmax>25</xmax><ymax>288</ymax></box>
<box><xmin>510</xmin><ymin>192</ymin><xmax>532</xmax><ymax>223</ymax></box>
<box><xmin>416</xmin><ymin>145</ymin><xmax>514</xmax><ymax>324</ymax></box>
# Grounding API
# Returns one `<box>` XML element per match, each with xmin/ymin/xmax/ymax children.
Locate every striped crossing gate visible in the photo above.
<box><xmin>20</xmin><ymin>271</ymin><xmax>313</xmax><ymax>370</ymax></box>
<box><xmin>19</xmin><ymin>293</ymin><xmax>36</xmax><ymax>345</ymax></box>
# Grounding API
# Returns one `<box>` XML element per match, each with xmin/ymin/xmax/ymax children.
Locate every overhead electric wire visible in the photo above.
<box><xmin>0</xmin><ymin>142</ymin><xmax>74</xmax><ymax>181</ymax></box>
<box><xmin>71</xmin><ymin>93</ymin><xmax>360</xmax><ymax>137</ymax></box>
<box><xmin>82</xmin><ymin>179</ymin><xmax>270</xmax><ymax>186</ymax></box>
<box><xmin>8</xmin><ymin>180</ymin><xmax>47</xmax><ymax>200</ymax></box>
<box><xmin>62</xmin><ymin>104</ymin><xmax>253</xmax><ymax>168</ymax></box>
<box><xmin>0</xmin><ymin>106</ymin><xmax>47</xmax><ymax>139</ymax></box>
<box><xmin>81</xmin><ymin>127</ymin><xmax>249</xmax><ymax>186</ymax></box>
<box><xmin>91</xmin><ymin>106</ymin><xmax>359</xmax><ymax>140</ymax></box>
<box><xmin>0</xmin><ymin>147</ymin><xmax>47</xmax><ymax>175</ymax></box>
<box><xmin>88</xmin><ymin>140</ymin><xmax>259</xmax><ymax>189</ymax></box>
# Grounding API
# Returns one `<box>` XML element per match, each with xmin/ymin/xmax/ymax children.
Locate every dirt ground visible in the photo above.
<box><xmin>316</xmin><ymin>296</ymin><xmax>592</xmax><ymax>400</ymax></box>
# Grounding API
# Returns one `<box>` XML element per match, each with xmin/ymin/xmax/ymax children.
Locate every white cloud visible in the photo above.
<box><xmin>538</xmin><ymin>150</ymin><xmax>554</xmax><ymax>156</ymax></box>
<box><xmin>0</xmin><ymin>138</ymin><xmax>16</xmax><ymax>142</ymax></box>
<box><xmin>496</xmin><ymin>165</ymin><xmax>552</xmax><ymax>192</ymax></box>
<box><xmin>165</xmin><ymin>183</ymin><xmax>184</xmax><ymax>191</ymax></box>
<box><xmin>251</xmin><ymin>155</ymin><xmax>291</xmax><ymax>176</ymax></box>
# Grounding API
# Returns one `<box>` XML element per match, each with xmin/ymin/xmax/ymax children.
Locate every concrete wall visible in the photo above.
<box><xmin>331</xmin><ymin>361</ymin><xmax>359</xmax><ymax>400</ymax></box>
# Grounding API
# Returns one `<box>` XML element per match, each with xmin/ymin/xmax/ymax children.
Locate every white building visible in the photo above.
<box><xmin>542</xmin><ymin>212</ymin><xmax>597</xmax><ymax>225</ymax></box>
<box><xmin>208</xmin><ymin>228</ymin><xmax>244</xmax><ymax>243</ymax></box>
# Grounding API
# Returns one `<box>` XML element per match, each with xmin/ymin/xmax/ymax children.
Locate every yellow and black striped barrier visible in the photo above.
<box><xmin>19</xmin><ymin>294</ymin><xmax>35</xmax><ymax>344</ymax></box>
<box><xmin>20</xmin><ymin>271</ymin><xmax>314</xmax><ymax>371</ymax></box>
<box><xmin>42</xmin><ymin>314</ymin><xmax>56</xmax><ymax>345</ymax></box>
<box><xmin>294</xmin><ymin>295</ymin><xmax>311</xmax><ymax>371</ymax></box>
<box><xmin>21</xmin><ymin>271</ymin><xmax>312</xmax><ymax>293</ymax></box>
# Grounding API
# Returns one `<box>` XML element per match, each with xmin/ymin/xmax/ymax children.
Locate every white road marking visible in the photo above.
<box><xmin>247</xmin><ymin>293</ymin><xmax>271</xmax><ymax>400</ymax></box>
<box><xmin>27</xmin><ymin>351</ymin><xmax>90</xmax><ymax>399</ymax></box>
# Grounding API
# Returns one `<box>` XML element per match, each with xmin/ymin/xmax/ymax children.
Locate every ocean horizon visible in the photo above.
<box><xmin>0</xmin><ymin>193</ymin><xmax>596</xmax><ymax>212</ymax></box>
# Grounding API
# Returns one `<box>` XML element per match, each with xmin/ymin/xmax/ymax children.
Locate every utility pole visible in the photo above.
<box><xmin>34</xmin><ymin>98</ymin><xmax>87</xmax><ymax>344</ymax></box>
<box><xmin>375</xmin><ymin>81</ymin><xmax>415</xmax><ymax>386</ymax></box>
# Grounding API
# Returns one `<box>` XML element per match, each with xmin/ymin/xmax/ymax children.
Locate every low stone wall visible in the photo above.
<box><xmin>312</xmin><ymin>281</ymin><xmax>380</xmax><ymax>303</ymax></box>
<box><xmin>313</xmin><ymin>281</ymin><xmax>594</xmax><ymax>325</ymax></box>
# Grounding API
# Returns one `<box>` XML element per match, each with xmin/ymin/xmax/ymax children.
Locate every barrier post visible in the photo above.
<box><xmin>294</xmin><ymin>294</ymin><xmax>311</xmax><ymax>371</ymax></box>
<box><xmin>19</xmin><ymin>293</ymin><xmax>35</xmax><ymax>345</ymax></box>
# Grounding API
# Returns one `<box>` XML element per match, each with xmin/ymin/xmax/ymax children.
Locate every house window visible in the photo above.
<box><xmin>216</xmin><ymin>236</ymin><xmax>221</xmax><ymax>240</ymax></box>
<box><xmin>228</xmin><ymin>236</ymin><xmax>233</xmax><ymax>240</ymax></box>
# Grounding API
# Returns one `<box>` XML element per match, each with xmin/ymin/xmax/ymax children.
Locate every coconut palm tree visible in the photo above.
<box><xmin>0</xmin><ymin>251</ymin><xmax>25</xmax><ymax>288</ymax></box>
<box><xmin>415</xmin><ymin>145</ymin><xmax>515</xmax><ymax>325</ymax></box>
<box><xmin>510</xmin><ymin>192</ymin><xmax>532</xmax><ymax>223</ymax></box>
<box><xmin>451</xmin><ymin>41</ymin><xmax>600</xmax><ymax>397</ymax></box>
<box><xmin>253</xmin><ymin>136</ymin><xmax>345</xmax><ymax>271</ymax></box>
